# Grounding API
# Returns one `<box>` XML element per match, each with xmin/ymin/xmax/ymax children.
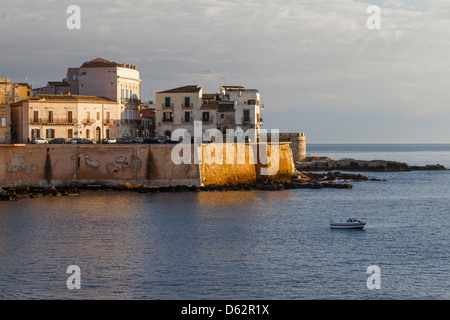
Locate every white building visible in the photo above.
<box><xmin>78</xmin><ymin>58</ymin><xmax>142</xmax><ymax>138</ymax></box>
<box><xmin>154</xmin><ymin>84</ymin><xmax>264</xmax><ymax>141</ymax></box>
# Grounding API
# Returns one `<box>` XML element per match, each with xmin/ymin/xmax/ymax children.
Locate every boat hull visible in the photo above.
<box><xmin>330</xmin><ymin>222</ymin><xmax>366</xmax><ymax>229</ymax></box>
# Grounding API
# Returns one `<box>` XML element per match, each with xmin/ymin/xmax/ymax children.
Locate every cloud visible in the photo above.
<box><xmin>2</xmin><ymin>0</ymin><xmax>450</xmax><ymax>142</ymax></box>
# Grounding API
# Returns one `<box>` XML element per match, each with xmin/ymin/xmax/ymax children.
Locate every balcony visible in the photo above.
<box><xmin>182</xmin><ymin>103</ymin><xmax>193</xmax><ymax>108</ymax></box>
<box><xmin>121</xmin><ymin>98</ymin><xmax>141</xmax><ymax>104</ymax></box>
<box><xmin>162</xmin><ymin>103</ymin><xmax>174</xmax><ymax>110</ymax></box>
<box><xmin>29</xmin><ymin>118</ymin><xmax>77</xmax><ymax>126</ymax></box>
<box><xmin>82</xmin><ymin>119</ymin><xmax>94</xmax><ymax>125</ymax></box>
<box><xmin>102</xmin><ymin>119</ymin><xmax>114</xmax><ymax>126</ymax></box>
<box><xmin>182</xmin><ymin>118</ymin><xmax>193</xmax><ymax>123</ymax></box>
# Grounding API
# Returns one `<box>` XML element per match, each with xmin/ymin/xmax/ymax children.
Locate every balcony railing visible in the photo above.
<box><xmin>102</xmin><ymin>119</ymin><xmax>114</xmax><ymax>126</ymax></box>
<box><xmin>82</xmin><ymin>119</ymin><xmax>94</xmax><ymax>125</ymax></box>
<box><xmin>182</xmin><ymin>103</ymin><xmax>193</xmax><ymax>108</ymax></box>
<box><xmin>182</xmin><ymin>118</ymin><xmax>193</xmax><ymax>123</ymax></box>
<box><xmin>121</xmin><ymin>98</ymin><xmax>141</xmax><ymax>104</ymax></box>
<box><xmin>29</xmin><ymin>118</ymin><xmax>77</xmax><ymax>125</ymax></box>
<box><xmin>162</xmin><ymin>103</ymin><xmax>174</xmax><ymax>109</ymax></box>
<box><xmin>162</xmin><ymin>118</ymin><xmax>173</xmax><ymax>122</ymax></box>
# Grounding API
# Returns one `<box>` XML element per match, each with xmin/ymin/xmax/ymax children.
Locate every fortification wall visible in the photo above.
<box><xmin>0</xmin><ymin>142</ymin><xmax>295</xmax><ymax>188</ymax></box>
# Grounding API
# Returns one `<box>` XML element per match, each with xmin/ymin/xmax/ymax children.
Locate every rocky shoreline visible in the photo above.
<box><xmin>295</xmin><ymin>156</ymin><xmax>447</xmax><ymax>172</ymax></box>
<box><xmin>1</xmin><ymin>171</ymin><xmax>375</xmax><ymax>201</ymax></box>
<box><xmin>3</xmin><ymin>156</ymin><xmax>444</xmax><ymax>201</ymax></box>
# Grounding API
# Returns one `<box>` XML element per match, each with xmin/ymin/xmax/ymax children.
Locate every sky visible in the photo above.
<box><xmin>1</xmin><ymin>0</ymin><xmax>450</xmax><ymax>143</ymax></box>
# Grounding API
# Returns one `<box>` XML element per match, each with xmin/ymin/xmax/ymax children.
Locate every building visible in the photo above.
<box><xmin>30</xmin><ymin>57</ymin><xmax>143</xmax><ymax>139</ymax></box>
<box><xmin>32</xmin><ymin>67</ymin><xmax>80</xmax><ymax>96</ymax></box>
<box><xmin>78</xmin><ymin>58</ymin><xmax>142</xmax><ymax>138</ymax></box>
<box><xmin>154</xmin><ymin>84</ymin><xmax>264</xmax><ymax>141</ymax></box>
<box><xmin>1</xmin><ymin>79</ymin><xmax>33</xmax><ymax>143</ymax></box>
<box><xmin>140</xmin><ymin>102</ymin><xmax>156</xmax><ymax>138</ymax></box>
<box><xmin>154</xmin><ymin>85</ymin><xmax>203</xmax><ymax>138</ymax></box>
<box><xmin>220</xmin><ymin>85</ymin><xmax>263</xmax><ymax>141</ymax></box>
<box><xmin>11</xmin><ymin>94</ymin><xmax>120</xmax><ymax>143</ymax></box>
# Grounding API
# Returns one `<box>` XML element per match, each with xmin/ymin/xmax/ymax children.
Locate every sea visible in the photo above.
<box><xmin>0</xmin><ymin>144</ymin><xmax>449</xmax><ymax>300</ymax></box>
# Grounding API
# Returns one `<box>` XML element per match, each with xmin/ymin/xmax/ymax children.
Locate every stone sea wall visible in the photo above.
<box><xmin>0</xmin><ymin>143</ymin><xmax>294</xmax><ymax>189</ymax></box>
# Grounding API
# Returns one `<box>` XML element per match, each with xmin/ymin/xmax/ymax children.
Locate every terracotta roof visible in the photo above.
<box><xmin>80</xmin><ymin>57</ymin><xmax>137</xmax><ymax>70</ymax></box>
<box><xmin>80</xmin><ymin>57</ymin><xmax>120</xmax><ymax>68</ymax></box>
<box><xmin>156</xmin><ymin>85</ymin><xmax>201</xmax><ymax>94</ymax></box>
<box><xmin>28</xmin><ymin>94</ymin><xmax>116</xmax><ymax>104</ymax></box>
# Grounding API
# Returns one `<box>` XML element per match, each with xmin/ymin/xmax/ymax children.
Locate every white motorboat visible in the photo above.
<box><xmin>330</xmin><ymin>216</ymin><xmax>366</xmax><ymax>229</ymax></box>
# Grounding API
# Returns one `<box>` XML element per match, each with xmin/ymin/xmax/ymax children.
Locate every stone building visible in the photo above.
<box><xmin>10</xmin><ymin>94</ymin><xmax>120</xmax><ymax>143</ymax></box>
<box><xmin>154</xmin><ymin>84</ymin><xmax>264</xmax><ymax>141</ymax></box>
<box><xmin>1</xmin><ymin>79</ymin><xmax>32</xmax><ymax>143</ymax></box>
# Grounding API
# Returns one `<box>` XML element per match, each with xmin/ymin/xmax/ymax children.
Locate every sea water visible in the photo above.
<box><xmin>0</xmin><ymin>144</ymin><xmax>449</xmax><ymax>299</ymax></box>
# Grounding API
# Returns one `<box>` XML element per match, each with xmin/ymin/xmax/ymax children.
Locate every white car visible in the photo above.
<box><xmin>32</xmin><ymin>137</ymin><xmax>48</xmax><ymax>144</ymax></box>
<box><xmin>107</xmin><ymin>138</ymin><xmax>117</xmax><ymax>144</ymax></box>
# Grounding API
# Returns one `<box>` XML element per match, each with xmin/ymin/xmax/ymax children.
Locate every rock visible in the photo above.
<box><xmin>410</xmin><ymin>164</ymin><xmax>446</xmax><ymax>170</ymax></box>
<box><xmin>296</xmin><ymin>158</ymin><xmax>411</xmax><ymax>172</ymax></box>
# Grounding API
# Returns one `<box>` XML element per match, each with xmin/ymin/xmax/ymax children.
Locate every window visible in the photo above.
<box><xmin>33</xmin><ymin>111</ymin><xmax>39</xmax><ymax>123</ymax></box>
<box><xmin>163</xmin><ymin>112</ymin><xmax>173</xmax><ymax>122</ymax></box>
<box><xmin>165</xmin><ymin>97</ymin><xmax>171</xmax><ymax>108</ymax></box>
<box><xmin>1</xmin><ymin>118</ymin><xmax>6</xmax><ymax>127</ymax></box>
<box><xmin>86</xmin><ymin>129</ymin><xmax>90</xmax><ymax>139</ymax></box>
<box><xmin>106</xmin><ymin>129</ymin><xmax>110</xmax><ymax>139</ymax></box>
<box><xmin>87</xmin><ymin>112</ymin><xmax>90</xmax><ymax>122</ymax></box>
<box><xmin>184</xmin><ymin>97</ymin><xmax>190</xmax><ymax>108</ymax></box>
<box><xmin>68</xmin><ymin>111</ymin><xmax>73</xmax><ymax>123</ymax></box>
<box><xmin>202</xmin><ymin>112</ymin><xmax>210</xmax><ymax>121</ymax></box>
<box><xmin>121</xmin><ymin>88</ymin><xmax>125</xmax><ymax>99</ymax></box>
<box><xmin>46</xmin><ymin>129</ymin><xmax>55</xmax><ymax>139</ymax></box>
<box><xmin>184</xmin><ymin>112</ymin><xmax>190</xmax><ymax>123</ymax></box>
<box><xmin>96</xmin><ymin>112</ymin><xmax>100</xmax><ymax>121</ymax></box>
<box><xmin>32</xmin><ymin>129</ymin><xmax>40</xmax><ymax>138</ymax></box>
<box><xmin>243</xmin><ymin>110</ymin><xmax>250</xmax><ymax>122</ymax></box>
<box><xmin>68</xmin><ymin>129</ymin><xmax>73</xmax><ymax>139</ymax></box>
<box><xmin>48</xmin><ymin>111</ymin><xmax>54</xmax><ymax>123</ymax></box>
<box><xmin>73</xmin><ymin>75</ymin><xmax>77</xmax><ymax>81</ymax></box>
<box><xmin>221</xmin><ymin>114</ymin><xmax>224</xmax><ymax>119</ymax></box>
<box><xmin>106</xmin><ymin>111</ymin><xmax>110</xmax><ymax>122</ymax></box>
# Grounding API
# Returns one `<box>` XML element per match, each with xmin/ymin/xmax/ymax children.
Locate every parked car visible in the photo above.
<box><xmin>107</xmin><ymin>138</ymin><xmax>117</xmax><ymax>144</ymax></box>
<box><xmin>67</xmin><ymin>138</ymin><xmax>94</xmax><ymax>144</ymax></box>
<box><xmin>143</xmin><ymin>137</ymin><xmax>160</xmax><ymax>144</ymax></box>
<box><xmin>31</xmin><ymin>137</ymin><xmax>48</xmax><ymax>144</ymax></box>
<box><xmin>155</xmin><ymin>136</ymin><xmax>170</xmax><ymax>144</ymax></box>
<box><xmin>132</xmin><ymin>137</ymin><xmax>144</xmax><ymax>144</ymax></box>
<box><xmin>78</xmin><ymin>138</ymin><xmax>94</xmax><ymax>144</ymax></box>
<box><xmin>49</xmin><ymin>138</ymin><xmax>66</xmax><ymax>144</ymax></box>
